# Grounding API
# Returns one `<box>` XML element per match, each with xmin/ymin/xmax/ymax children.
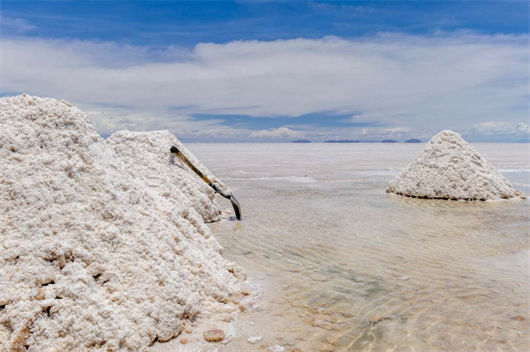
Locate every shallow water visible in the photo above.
<box><xmin>189</xmin><ymin>143</ymin><xmax>530</xmax><ymax>352</ymax></box>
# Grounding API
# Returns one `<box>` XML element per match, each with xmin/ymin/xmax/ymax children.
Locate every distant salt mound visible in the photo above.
<box><xmin>387</xmin><ymin>130</ymin><xmax>525</xmax><ymax>201</ymax></box>
<box><xmin>0</xmin><ymin>95</ymin><xmax>247</xmax><ymax>352</ymax></box>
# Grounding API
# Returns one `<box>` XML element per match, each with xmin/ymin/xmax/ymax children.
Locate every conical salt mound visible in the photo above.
<box><xmin>387</xmin><ymin>130</ymin><xmax>525</xmax><ymax>201</ymax></box>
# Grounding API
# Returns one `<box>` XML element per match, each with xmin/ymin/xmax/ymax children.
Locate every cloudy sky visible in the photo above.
<box><xmin>0</xmin><ymin>1</ymin><xmax>528</xmax><ymax>142</ymax></box>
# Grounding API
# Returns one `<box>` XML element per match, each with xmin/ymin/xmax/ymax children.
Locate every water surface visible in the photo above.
<box><xmin>189</xmin><ymin>143</ymin><xmax>529</xmax><ymax>352</ymax></box>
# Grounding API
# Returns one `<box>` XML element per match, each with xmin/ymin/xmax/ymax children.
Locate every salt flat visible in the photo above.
<box><xmin>186</xmin><ymin>143</ymin><xmax>529</xmax><ymax>352</ymax></box>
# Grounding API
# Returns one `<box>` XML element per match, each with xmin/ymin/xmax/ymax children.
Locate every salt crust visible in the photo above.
<box><xmin>387</xmin><ymin>130</ymin><xmax>526</xmax><ymax>200</ymax></box>
<box><xmin>105</xmin><ymin>130</ymin><xmax>224</xmax><ymax>223</ymax></box>
<box><xmin>0</xmin><ymin>95</ymin><xmax>247</xmax><ymax>351</ymax></box>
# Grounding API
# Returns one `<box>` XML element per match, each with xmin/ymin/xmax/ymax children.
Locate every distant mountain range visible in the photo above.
<box><xmin>324</xmin><ymin>140</ymin><xmax>359</xmax><ymax>143</ymax></box>
<box><xmin>296</xmin><ymin>138</ymin><xmax>425</xmax><ymax>143</ymax></box>
<box><xmin>324</xmin><ymin>140</ymin><xmax>380</xmax><ymax>143</ymax></box>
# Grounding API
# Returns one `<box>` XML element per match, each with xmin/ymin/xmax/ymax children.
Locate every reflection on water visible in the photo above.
<box><xmin>189</xmin><ymin>143</ymin><xmax>530</xmax><ymax>352</ymax></box>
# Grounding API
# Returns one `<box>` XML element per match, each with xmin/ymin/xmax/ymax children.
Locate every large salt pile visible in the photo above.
<box><xmin>387</xmin><ymin>130</ymin><xmax>525</xmax><ymax>200</ymax></box>
<box><xmin>0</xmin><ymin>95</ymin><xmax>248</xmax><ymax>352</ymax></box>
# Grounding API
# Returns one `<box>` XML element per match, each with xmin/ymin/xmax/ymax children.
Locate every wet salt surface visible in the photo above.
<box><xmin>188</xmin><ymin>143</ymin><xmax>530</xmax><ymax>352</ymax></box>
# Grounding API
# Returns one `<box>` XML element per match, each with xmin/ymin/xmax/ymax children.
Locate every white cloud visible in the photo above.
<box><xmin>384</xmin><ymin>127</ymin><xmax>410</xmax><ymax>134</ymax></box>
<box><xmin>472</xmin><ymin>121</ymin><xmax>508</xmax><ymax>134</ymax></box>
<box><xmin>249</xmin><ymin>127</ymin><xmax>298</xmax><ymax>139</ymax></box>
<box><xmin>469</xmin><ymin>120</ymin><xmax>529</xmax><ymax>135</ymax></box>
<box><xmin>0</xmin><ymin>33</ymin><xmax>527</xmax><ymax>141</ymax></box>
<box><xmin>0</xmin><ymin>16</ymin><xmax>36</xmax><ymax>34</ymax></box>
<box><xmin>517</xmin><ymin>122</ymin><xmax>529</xmax><ymax>134</ymax></box>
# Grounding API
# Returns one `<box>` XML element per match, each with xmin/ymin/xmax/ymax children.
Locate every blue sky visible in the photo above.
<box><xmin>1</xmin><ymin>1</ymin><xmax>528</xmax><ymax>142</ymax></box>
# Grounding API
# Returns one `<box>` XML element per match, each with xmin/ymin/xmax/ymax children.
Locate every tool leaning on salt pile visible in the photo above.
<box><xmin>171</xmin><ymin>146</ymin><xmax>242</xmax><ymax>220</ymax></box>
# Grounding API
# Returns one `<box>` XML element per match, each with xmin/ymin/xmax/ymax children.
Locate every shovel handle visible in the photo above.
<box><xmin>170</xmin><ymin>146</ymin><xmax>211</xmax><ymax>184</ymax></box>
<box><xmin>170</xmin><ymin>146</ymin><xmax>242</xmax><ymax>220</ymax></box>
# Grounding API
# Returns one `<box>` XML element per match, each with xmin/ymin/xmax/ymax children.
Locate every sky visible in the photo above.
<box><xmin>0</xmin><ymin>1</ymin><xmax>528</xmax><ymax>142</ymax></box>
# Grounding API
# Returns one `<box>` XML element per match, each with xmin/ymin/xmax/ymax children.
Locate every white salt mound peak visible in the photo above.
<box><xmin>0</xmin><ymin>94</ymin><xmax>249</xmax><ymax>352</ymax></box>
<box><xmin>387</xmin><ymin>130</ymin><xmax>526</xmax><ymax>201</ymax></box>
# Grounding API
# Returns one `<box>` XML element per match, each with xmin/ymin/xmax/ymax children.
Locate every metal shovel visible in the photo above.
<box><xmin>170</xmin><ymin>146</ymin><xmax>241</xmax><ymax>220</ymax></box>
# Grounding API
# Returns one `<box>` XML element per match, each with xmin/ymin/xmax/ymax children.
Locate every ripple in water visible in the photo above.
<box><xmin>190</xmin><ymin>143</ymin><xmax>530</xmax><ymax>352</ymax></box>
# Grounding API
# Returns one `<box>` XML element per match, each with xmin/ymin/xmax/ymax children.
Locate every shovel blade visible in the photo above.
<box><xmin>229</xmin><ymin>195</ymin><xmax>242</xmax><ymax>220</ymax></box>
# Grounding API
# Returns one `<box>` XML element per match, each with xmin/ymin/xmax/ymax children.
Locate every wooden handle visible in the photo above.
<box><xmin>170</xmin><ymin>146</ymin><xmax>211</xmax><ymax>184</ymax></box>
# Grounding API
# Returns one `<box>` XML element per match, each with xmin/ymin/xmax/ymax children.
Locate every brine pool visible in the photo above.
<box><xmin>182</xmin><ymin>143</ymin><xmax>529</xmax><ymax>352</ymax></box>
